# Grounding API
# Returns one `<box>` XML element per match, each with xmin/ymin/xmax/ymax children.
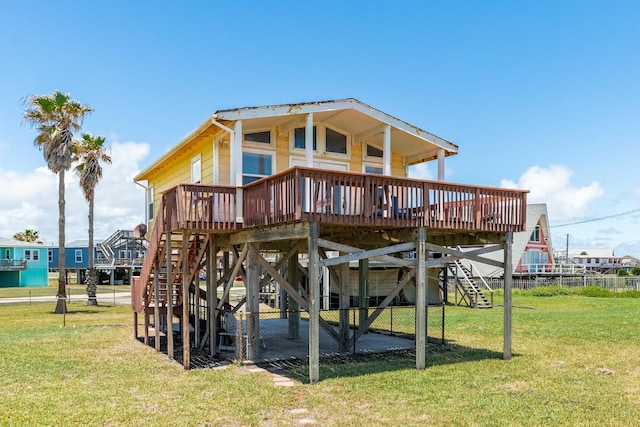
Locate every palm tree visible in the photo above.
<box><xmin>73</xmin><ymin>133</ymin><xmax>111</xmax><ymax>306</ymax></box>
<box><xmin>23</xmin><ymin>91</ymin><xmax>93</xmax><ymax>314</ymax></box>
<box><xmin>13</xmin><ymin>229</ymin><xmax>41</xmax><ymax>243</ymax></box>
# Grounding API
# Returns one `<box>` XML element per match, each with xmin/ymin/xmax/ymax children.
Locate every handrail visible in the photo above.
<box><xmin>243</xmin><ymin>166</ymin><xmax>527</xmax><ymax>232</ymax></box>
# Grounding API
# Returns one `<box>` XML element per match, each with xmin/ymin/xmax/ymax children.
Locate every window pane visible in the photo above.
<box><xmin>242</xmin><ymin>175</ymin><xmax>262</xmax><ymax>185</ymax></box>
<box><xmin>33</xmin><ymin>251</ymin><xmax>39</xmax><ymax>261</ymax></box>
<box><xmin>326</xmin><ymin>128</ymin><xmax>347</xmax><ymax>154</ymax></box>
<box><xmin>191</xmin><ymin>158</ymin><xmax>201</xmax><ymax>183</ymax></box>
<box><xmin>294</xmin><ymin>127</ymin><xmax>317</xmax><ymax>150</ymax></box>
<box><xmin>367</xmin><ymin>144</ymin><xmax>383</xmax><ymax>158</ymax></box>
<box><xmin>245</xmin><ymin>131</ymin><xmax>271</xmax><ymax>144</ymax></box>
<box><xmin>243</xmin><ymin>152</ymin><xmax>272</xmax><ymax>176</ymax></box>
<box><xmin>365</xmin><ymin>165</ymin><xmax>383</xmax><ymax>175</ymax></box>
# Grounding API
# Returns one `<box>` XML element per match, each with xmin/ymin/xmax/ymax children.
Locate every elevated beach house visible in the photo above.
<box><xmin>132</xmin><ymin>98</ymin><xmax>527</xmax><ymax>382</ymax></box>
<box><xmin>0</xmin><ymin>238</ymin><xmax>48</xmax><ymax>288</ymax></box>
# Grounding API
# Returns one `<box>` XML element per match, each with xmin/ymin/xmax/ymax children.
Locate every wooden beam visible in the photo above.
<box><xmin>359</xmin><ymin>259</ymin><xmax>369</xmax><ymax>331</ymax></box>
<box><xmin>246</xmin><ymin>244</ymin><xmax>261</xmax><ymax>360</ymax></box>
<box><xmin>216</xmin><ymin>244</ymin><xmax>248</xmax><ymax>311</ymax></box>
<box><xmin>166</xmin><ymin>232</ymin><xmax>174</xmax><ymax>360</ymax></box>
<box><xmin>416</xmin><ymin>228</ymin><xmax>426</xmax><ymax>370</ymax></box>
<box><xmin>318</xmin><ymin>239</ymin><xmax>416</xmax><ymax>268</ymax></box>
<box><xmin>308</xmin><ymin>222</ymin><xmax>320</xmax><ymax>384</ymax></box>
<box><xmin>353</xmin><ymin>124</ymin><xmax>385</xmax><ymax>144</ymax></box>
<box><xmin>229</xmin><ymin>223</ymin><xmax>310</xmax><ymax>246</ymax></box>
<box><xmin>339</xmin><ymin>254</ymin><xmax>350</xmax><ymax>352</ymax></box>
<box><xmin>352</xmin><ymin>268</ymin><xmax>416</xmax><ymax>341</ymax></box>
<box><xmin>424</xmin><ymin>243</ymin><xmax>504</xmax><ymax>269</ymax></box>
<box><xmin>503</xmin><ymin>231</ymin><xmax>513</xmax><ymax>360</ymax></box>
<box><xmin>182</xmin><ymin>231</ymin><xmax>190</xmax><ymax>370</ymax></box>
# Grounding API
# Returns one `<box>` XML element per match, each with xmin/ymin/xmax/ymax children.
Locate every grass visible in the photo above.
<box><xmin>0</xmin><ymin>284</ymin><xmax>130</xmax><ymax>299</ymax></box>
<box><xmin>0</xmin><ymin>295</ymin><xmax>639</xmax><ymax>426</ymax></box>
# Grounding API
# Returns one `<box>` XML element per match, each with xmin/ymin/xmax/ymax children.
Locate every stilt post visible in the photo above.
<box><xmin>416</xmin><ymin>227</ymin><xmax>427</xmax><ymax>370</ymax></box>
<box><xmin>308</xmin><ymin>222</ymin><xmax>320</xmax><ymax>383</ymax></box>
<box><xmin>503</xmin><ymin>231</ymin><xmax>513</xmax><ymax>360</ymax></box>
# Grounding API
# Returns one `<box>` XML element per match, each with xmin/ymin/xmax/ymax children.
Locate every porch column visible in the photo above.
<box><xmin>437</xmin><ymin>149</ymin><xmax>445</xmax><ymax>181</ymax></box>
<box><xmin>415</xmin><ymin>227</ymin><xmax>427</xmax><ymax>370</ymax></box>
<box><xmin>234</xmin><ymin>120</ymin><xmax>243</xmax><ymax>222</ymax></box>
<box><xmin>306</xmin><ymin>113</ymin><xmax>314</xmax><ymax>167</ymax></box>
<box><xmin>503</xmin><ymin>231</ymin><xmax>513</xmax><ymax>360</ymax></box>
<box><xmin>308</xmin><ymin>222</ymin><xmax>320</xmax><ymax>383</ymax></box>
<box><xmin>383</xmin><ymin>124</ymin><xmax>391</xmax><ymax>176</ymax></box>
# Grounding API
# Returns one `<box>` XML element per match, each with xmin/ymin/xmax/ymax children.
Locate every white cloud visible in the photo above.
<box><xmin>501</xmin><ymin>165</ymin><xmax>604</xmax><ymax>221</ymax></box>
<box><xmin>0</xmin><ymin>141</ymin><xmax>149</xmax><ymax>245</ymax></box>
<box><xmin>408</xmin><ymin>163</ymin><xmax>435</xmax><ymax>181</ymax></box>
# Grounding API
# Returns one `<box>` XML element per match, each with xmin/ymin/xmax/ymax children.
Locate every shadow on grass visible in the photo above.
<box><xmin>262</xmin><ymin>342</ymin><xmax>508</xmax><ymax>383</ymax></box>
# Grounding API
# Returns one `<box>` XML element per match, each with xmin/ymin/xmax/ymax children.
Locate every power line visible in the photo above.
<box><xmin>551</xmin><ymin>208</ymin><xmax>640</xmax><ymax>228</ymax></box>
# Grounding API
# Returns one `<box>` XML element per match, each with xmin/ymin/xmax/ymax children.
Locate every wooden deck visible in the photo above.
<box><xmin>160</xmin><ymin>167</ymin><xmax>527</xmax><ymax>235</ymax></box>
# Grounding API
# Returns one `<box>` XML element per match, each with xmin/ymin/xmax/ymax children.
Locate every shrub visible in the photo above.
<box><xmin>577</xmin><ymin>286</ymin><xmax>614</xmax><ymax>298</ymax></box>
<box><xmin>617</xmin><ymin>269</ymin><xmax>630</xmax><ymax>277</ymax></box>
<box><xmin>617</xmin><ymin>290</ymin><xmax>640</xmax><ymax>298</ymax></box>
<box><xmin>526</xmin><ymin>285</ymin><xmax>575</xmax><ymax>297</ymax></box>
<box><xmin>631</xmin><ymin>266</ymin><xmax>640</xmax><ymax>276</ymax></box>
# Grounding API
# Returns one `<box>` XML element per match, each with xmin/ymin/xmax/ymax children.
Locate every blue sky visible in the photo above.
<box><xmin>1</xmin><ymin>1</ymin><xmax>639</xmax><ymax>255</ymax></box>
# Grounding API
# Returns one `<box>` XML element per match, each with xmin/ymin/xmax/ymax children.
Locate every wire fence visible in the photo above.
<box><xmin>485</xmin><ymin>276</ymin><xmax>640</xmax><ymax>292</ymax></box>
<box><xmin>221</xmin><ymin>304</ymin><xmax>445</xmax><ymax>363</ymax></box>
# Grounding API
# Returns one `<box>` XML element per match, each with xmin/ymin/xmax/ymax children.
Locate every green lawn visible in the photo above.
<box><xmin>0</xmin><ymin>295</ymin><xmax>638</xmax><ymax>426</ymax></box>
<box><xmin>0</xmin><ymin>284</ymin><xmax>130</xmax><ymax>299</ymax></box>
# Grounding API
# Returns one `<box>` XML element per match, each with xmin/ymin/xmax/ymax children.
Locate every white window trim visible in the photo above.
<box><xmin>242</xmin><ymin>147</ymin><xmax>276</xmax><ymax>184</ymax></box>
<box><xmin>191</xmin><ymin>154</ymin><xmax>202</xmax><ymax>183</ymax></box>
<box><xmin>289</xmin><ymin>123</ymin><xmax>351</xmax><ymax>160</ymax></box>
<box><xmin>243</xmin><ymin>128</ymin><xmax>276</xmax><ymax>150</ymax></box>
<box><xmin>75</xmin><ymin>250</ymin><xmax>82</xmax><ymax>263</ymax></box>
<box><xmin>289</xmin><ymin>156</ymin><xmax>349</xmax><ymax>171</ymax></box>
<box><xmin>362</xmin><ymin>142</ymin><xmax>384</xmax><ymax>164</ymax></box>
<box><xmin>147</xmin><ymin>185</ymin><xmax>154</xmax><ymax>221</ymax></box>
<box><xmin>362</xmin><ymin>162</ymin><xmax>384</xmax><ymax>174</ymax></box>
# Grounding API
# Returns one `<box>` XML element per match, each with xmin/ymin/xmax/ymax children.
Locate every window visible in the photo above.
<box><xmin>120</xmin><ymin>250</ymin><xmax>132</xmax><ymax>259</ymax></box>
<box><xmin>48</xmin><ymin>249</ymin><xmax>53</xmax><ymax>262</ymax></box>
<box><xmin>294</xmin><ymin>127</ymin><xmax>317</xmax><ymax>150</ymax></box>
<box><xmin>242</xmin><ymin>151</ymin><xmax>273</xmax><ymax>185</ymax></box>
<box><xmin>147</xmin><ymin>185</ymin><xmax>154</xmax><ymax>221</ymax></box>
<box><xmin>244</xmin><ymin>130</ymin><xmax>271</xmax><ymax>145</ymax></box>
<box><xmin>75</xmin><ymin>250</ymin><xmax>82</xmax><ymax>263</ymax></box>
<box><xmin>24</xmin><ymin>250</ymin><xmax>32</xmax><ymax>261</ymax></box>
<box><xmin>4</xmin><ymin>249</ymin><xmax>9</xmax><ymax>260</ymax></box>
<box><xmin>530</xmin><ymin>225</ymin><xmax>540</xmax><ymax>242</ymax></box>
<box><xmin>364</xmin><ymin>164</ymin><xmax>383</xmax><ymax>175</ymax></box>
<box><xmin>366</xmin><ymin>144</ymin><xmax>384</xmax><ymax>158</ymax></box>
<box><xmin>191</xmin><ymin>155</ymin><xmax>202</xmax><ymax>183</ymax></box>
<box><xmin>325</xmin><ymin>128</ymin><xmax>347</xmax><ymax>154</ymax></box>
<box><xmin>32</xmin><ymin>250</ymin><xmax>39</xmax><ymax>261</ymax></box>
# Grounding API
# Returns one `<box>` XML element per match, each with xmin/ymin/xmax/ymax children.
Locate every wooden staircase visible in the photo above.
<box><xmin>131</xmin><ymin>191</ymin><xmax>211</xmax><ymax>339</ymax></box>
<box><xmin>449</xmin><ymin>259</ymin><xmax>493</xmax><ymax>309</ymax></box>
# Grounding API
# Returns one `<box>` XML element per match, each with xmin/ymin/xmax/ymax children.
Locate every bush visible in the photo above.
<box><xmin>525</xmin><ymin>285</ymin><xmax>575</xmax><ymax>297</ymax></box>
<box><xmin>617</xmin><ymin>269</ymin><xmax>630</xmax><ymax>277</ymax></box>
<box><xmin>617</xmin><ymin>290</ymin><xmax>640</xmax><ymax>298</ymax></box>
<box><xmin>631</xmin><ymin>266</ymin><xmax>640</xmax><ymax>276</ymax></box>
<box><xmin>576</xmin><ymin>286</ymin><xmax>614</xmax><ymax>298</ymax></box>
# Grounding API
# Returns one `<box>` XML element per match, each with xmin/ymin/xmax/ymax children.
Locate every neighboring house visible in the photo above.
<box><xmin>0</xmin><ymin>238</ymin><xmax>48</xmax><ymax>287</ymax></box>
<box><xmin>48</xmin><ymin>230</ymin><xmax>146</xmax><ymax>285</ymax></box>
<box><xmin>569</xmin><ymin>248</ymin><xmax>623</xmax><ymax>274</ymax></box>
<box><xmin>130</xmin><ymin>98</ymin><xmax>528</xmax><ymax>380</ymax></box>
<box><xmin>456</xmin><ymin>204</ymin><xmax>557</xmax><ymax>278</ymax></box>
<box><xmin>621</xmin><ymin>255</ymin><xmax>640</xmax><ymax>271</ymax></box>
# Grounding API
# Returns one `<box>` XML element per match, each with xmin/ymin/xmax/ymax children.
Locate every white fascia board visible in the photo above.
<box><xmin>350</xmin><ymin>100</ymin><xmax>458</xmax><ymax>154</ymax></box>
<box><xmin>134</xmin><ymin>116</ymin><xmax>214</xmax><ymax>182</ymax></box>
<box><xmin>215</xmin><ymin>99</ymin><xmax>357</xmax><ymax>121</ymax></box>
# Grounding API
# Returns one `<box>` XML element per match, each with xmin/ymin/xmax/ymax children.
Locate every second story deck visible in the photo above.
<box><xmin>157</xmin><ymin>167</ymin><xmax>527</xmax><ymax>240</ymax></box>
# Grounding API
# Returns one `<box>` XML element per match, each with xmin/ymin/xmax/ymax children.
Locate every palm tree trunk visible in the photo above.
<box><xmin>87</xmin><ymin>197</ymin><xmax>98</xmax><ymax>305</ymax></box>
<box><xmin>55</xmin><ymin>170</ymin><xmax>67</xmax><ymax>314</ymax></box>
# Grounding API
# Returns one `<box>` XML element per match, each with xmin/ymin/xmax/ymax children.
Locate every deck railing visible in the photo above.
<box><xmin>243</xmin><ymin>167</ymin><xmax>527</xmax><ymax>232</ymax></box>
<box><xmin>0</xmin><ymin>259</ymin><xmax>27</xmax><ymax>271</ymax></box>
<box><xmin>164</xmin><ymin>183</ymin><xmax>238</xmax><ymax>232</ymax></box>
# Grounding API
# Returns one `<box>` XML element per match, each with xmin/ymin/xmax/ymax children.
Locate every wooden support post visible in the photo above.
<box><xmin>287</xmin><ymin>252</ymin><xmax>300</xmax><ymax>339</ymax></box>
<box><xmin>166</xmin><ymin>232</ymin><xmax>174</xmax><ymax>360</ymax></box>
<box><xmin>182</xmin><ymin>231</ymin><xmax>190</xmax><ymax>369</ymax></box>
<box><xmin>339</xmin><ymin>254</ymin><xmax>350</xmax><ymax>352</ymax></box>
<box><xmin>358</xmin><ymin>258</ymin><xmax>369</xmax><ymax>330</ymax></box>
<box><xmin>503</xmin><ymin>231</ymin><xmax>513</xmax><ymax>360</ymax></box>
<box><xmin>208</xmin><ymin>238</ymin><xmax>217</xmax><ymax>356</ymax></box>
<box><xmin>246</xmin><ymin>245</ymin><xmax>261</xmax><ymax>360</ymax></box>
<box><xmin>416</xmin><ymin>228</ymin><xmax>427</xmax><ymax>370</ymax></box>
<box><xmin>153</xmin><ymin>262</ymin><xmax>161</xmax><ymax>352</ymax></box>
<box><xmin>223</xmin><ymin>250</ymin><xmax>230</xmax><ymax>306</ymax></box>
<box><xmin>134</xmin><ymin>311</ymin><xmax>139</xmax><ymax>342</ymax></box>
<box><xmin>308</xmin><ymin>222</ymin><xmax>320</xmax><ymax>383</ymax></box>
